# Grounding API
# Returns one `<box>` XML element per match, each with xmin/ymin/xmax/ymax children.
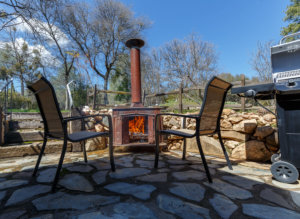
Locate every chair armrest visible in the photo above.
<box><xmin>155</xmin><ymin>113</ymin><xmax>198</xmax><ymax>131</ymax></box>
<box><xmin>63</xmin><ymin>114</ymin><xmax>113</xmax><ymax>131</ymax></box>
<box><xmin>155</xmin><ymin>113</ymin><xmax>198</xmax><ymax>119</ymax></box>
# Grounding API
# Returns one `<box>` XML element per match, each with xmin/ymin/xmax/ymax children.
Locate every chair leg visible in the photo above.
<box><xmin>109</xmin><ymin>133</ymin><xmax>115</xmax><ymax>172</ymax></box>
<box><xmin>154</xmin><ymin>131</ymin><xmax>160</xmax><ymax>168</ymax></box>
<box><xmin>217</xmin><ymin>132</ymin><xmax>233</xmax><ymax>170</ymax></box>
<box><xmin>196</xmin><ymin>135</ymin><xmax>212</xmax><ymax>183</ymax></box>
<box><xmin>32</xmin><ymin>136</ymin><xmax>47</xmax><ymax>177</ymax></box>
<box><xmin>82</xmin><ymin>140</ymin><xmax>88</xmax><ymax>163</ymax></box>
<box><xmin>182</xmin><ymin>138</ymin><xmax>187</xmax><ymax>160</ymax></box>
<box><xmin>52</xmin><ymin>138</ymin><xmax>68</xmax><ymax>192</ymax></box>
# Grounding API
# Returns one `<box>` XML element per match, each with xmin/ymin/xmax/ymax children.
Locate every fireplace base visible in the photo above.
<box><xmin>112</xmin><ymin>107</ymin><xmax>162</xmax><ymax>147</ymax></box>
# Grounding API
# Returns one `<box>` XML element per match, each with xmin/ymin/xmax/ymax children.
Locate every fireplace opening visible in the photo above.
<box><xmin>128</xmin><ymin>116</ymin><xmax>148</xmax><ymax>143</ymax></box>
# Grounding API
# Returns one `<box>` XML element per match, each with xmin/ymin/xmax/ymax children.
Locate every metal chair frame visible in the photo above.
<box><xmin>28</xmin><ymin>77</ymin><xmax>115</xmax><ymax>192</ymax></box>
<box><xmin>154</xmin><ymin>76</ymin><xmax>233</xmax><ymax>183</ymax></box>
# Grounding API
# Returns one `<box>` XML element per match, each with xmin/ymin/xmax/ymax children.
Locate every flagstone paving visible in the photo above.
<box><xmin>0</xmin><ymin>150</ymin><xmax>300</xmax><ymax>218</ymax></box>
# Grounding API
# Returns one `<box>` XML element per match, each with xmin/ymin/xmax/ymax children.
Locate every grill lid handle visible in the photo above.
<box><xmin>280</xmin><ymin>31</ymin><xmax>300</xmax><ymax>44</ymax></box>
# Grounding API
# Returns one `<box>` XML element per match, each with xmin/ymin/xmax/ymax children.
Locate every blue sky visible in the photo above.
<box><xmin>120</xmin><ymin>0</ymin><xmax>290</xmax><ymax>78</ymax></box>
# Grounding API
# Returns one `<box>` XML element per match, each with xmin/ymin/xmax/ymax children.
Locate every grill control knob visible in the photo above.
<box><xmin>244</xmin><ymin>89</ymin><xmax>256</xmax><ymax>97</ymax></box>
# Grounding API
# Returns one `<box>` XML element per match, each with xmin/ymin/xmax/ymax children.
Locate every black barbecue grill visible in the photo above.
<box><xmin>232</xmin><ymin>32</ymin><xmax>300</xmax><ymax>184</ymax></box>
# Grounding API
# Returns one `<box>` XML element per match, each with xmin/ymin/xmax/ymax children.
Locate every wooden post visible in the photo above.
<box><xmin>179</xmin><ymin>83</ymin><xmax>183</xmax><ymax>113</ymax></box>
<box><xmin>241</xmin><ymin>74</ymin><xmax>245</xmax><ymax>112</ymax></box>
<box><xmin>93</xmin><ymin>84</ymin><xmax>97</xmax><ymax>109</ymax></box>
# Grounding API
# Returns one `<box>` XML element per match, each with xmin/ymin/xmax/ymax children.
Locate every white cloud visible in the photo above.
<box><xmin>12</xmin><ymin>17</ymin><xmax>70</xmax><ymax>47</ymax></box>
<box><xmin>0</xmin><ymin>37</ymin><xmax>60</xmax><ymax>67</ymax></box>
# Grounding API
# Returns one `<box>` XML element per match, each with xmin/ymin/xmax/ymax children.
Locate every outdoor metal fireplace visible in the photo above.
<box><xmin>112</xmin><ymin>39</ymin><xmax>162</xmax><ymax>148</ymax></box>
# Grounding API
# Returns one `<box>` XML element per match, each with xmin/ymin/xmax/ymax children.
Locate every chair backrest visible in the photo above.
<box><xmin>198</xmin><ymin>76</ymin><xmax>232</xmax><ymax>134</ymax></box>
<box><xmin>27</xmin><ymin>77</ymin><xmax>64</xmax><ymax>138</ymax></box>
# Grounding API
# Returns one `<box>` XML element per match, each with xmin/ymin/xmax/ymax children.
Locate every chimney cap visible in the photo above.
<box><xmin>125</xmin><ymin>39</ymin><xmax>144</xmax><ymax>48</ymax></box>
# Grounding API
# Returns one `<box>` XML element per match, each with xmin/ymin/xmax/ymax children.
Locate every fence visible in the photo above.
<box><xmin>88</xmin><ymin>75</ymin><xmax>273</xmax><ymax>112</ymax></box>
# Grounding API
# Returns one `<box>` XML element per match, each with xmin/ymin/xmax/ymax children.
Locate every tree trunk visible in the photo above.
<box><xmin>104</xmin><ymin>79</ymin><xmax>109</xmax><ymax>105</ymax></box>
<box><xmin>20</xmin><ymin>75</ymin><xmax>24</xmax><ymax>96</ymax></box>
<box><xmin>64</xmin><ymin>75</ymin><xmax>69</xmax><ymax>110</ymax></box>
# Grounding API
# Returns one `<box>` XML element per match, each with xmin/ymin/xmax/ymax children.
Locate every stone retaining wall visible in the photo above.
<box><xmin>164</xmin><ymin>108</ymin><xmax>278</xmax><ymax>162</ymax></box>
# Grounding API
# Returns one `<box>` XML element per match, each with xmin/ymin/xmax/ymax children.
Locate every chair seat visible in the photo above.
<box><xmin>160</xmin><ymin>129</ymin><xmax>196</xmax><ymax>138</ymax></box>
<box><xmin>68</xmin><ymin>131</ymin><xmax>108</xmax><ymax>142</ymax></box>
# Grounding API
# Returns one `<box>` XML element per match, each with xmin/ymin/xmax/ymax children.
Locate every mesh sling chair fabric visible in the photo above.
<box><xmin>28</xmin><ymin>76</ymin><xmax>115</xmax><ymax>192</ymax></box>
<box><xmin>154</xmin><ymin>76</ymin><xmax>233</xmax><ymax>183</ymax></box>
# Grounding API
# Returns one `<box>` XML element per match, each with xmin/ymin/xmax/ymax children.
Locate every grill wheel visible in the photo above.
<box><xmin>271</xmin><ymin>161</ymin><xmax>299</xmax><ymax>184</ymax></box>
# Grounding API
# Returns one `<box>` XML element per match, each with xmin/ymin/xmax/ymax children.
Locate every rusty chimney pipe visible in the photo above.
<box><xmin>126</xmin><ymin>38</ymin><xmax>144</xmax><ymax>107</ymax></box>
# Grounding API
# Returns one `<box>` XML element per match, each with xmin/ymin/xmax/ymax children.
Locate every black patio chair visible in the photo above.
<box><xmin>154</xmin><ymin>76</ymin><xmax>233</xmax><ymax>183</ymax></box>
<box><xmin>28</xmin><ymin>76</ymin><xmax>115</xmax><ymax>192</ymax></box>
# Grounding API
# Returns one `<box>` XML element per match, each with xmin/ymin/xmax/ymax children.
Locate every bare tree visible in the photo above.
<box><xmin>161</xmin><ymin>33</ymin><xmax>218</xmax><ymax>90</ymax></box>
<box><xmin>61</xmin><ymin>0</ymin><xmax>148</xmax><ymax>104</ymax></box>
<box><xmin>142</xmin><ymin>48</ymin><xmax>164</xmax><ymax>94</ymax></box>
<box><xmin>251</xmin><ymin>41</ymin><xmax>273</xmax><ymax>82</ymax></box>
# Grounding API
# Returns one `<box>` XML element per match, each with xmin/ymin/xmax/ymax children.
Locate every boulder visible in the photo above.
<box><xmin>220</xmin><ymin>120</ymin><xmax>232</xmax><ymax>129</ymax></box>
<box><xmin>224</xmin><ymin>140</ymin><xmax>240</xmax><ymax>149</ymax></box>
<box><xmin>231</xmin><ymin>140</ymin><xmax>272</xmax><ymax>162</ymax></box>
<box><xmin>263</xmin><ymin>113</ymin><xmax>276</xmax><ymax>122</ymax></box>
<box><xmin>245</xmin><ymin>140</ymin><xmax>272</xmax><ymax>162</ymax></box>
<box><xmin>86</xmin><ymin>137</ymin><xmax>107</xmax><ymax>151</ymax></box>
<box><xmin>228</xmin><ymin>116</ymin><xmax>243</xmax><ymax>124</ymax></box>
<box><xmin>186</xmin><ymin>136</ymin><xmax>223</xmax><ymax>156</ymax></box>
<box><xmin>219</xmin><ymin>130</ymin><xmax>249</xmax><ymax>142</ymax></box>
<box><xmin>265</xmin><ymin>131</ymin><xmax>279</xmax><ymax>146</ymax></box>
<box><xmin>222</xmin><ymin>109</ymin><xmax>234</xmax><ymax>116</ymax></box>
<box><xmin>231</xmin><ymin>143</ymin><xmax>246</xmax><ymax>160</ymax></box>
<box><xmin>232</xmin><ymin>119</ymin><xmax>257</xmax><ymax>133</ymax></box>
<box><xmin>254</xmin><ymin>126</ymin><xmax>274</xmax><ymax>140</ymax></box>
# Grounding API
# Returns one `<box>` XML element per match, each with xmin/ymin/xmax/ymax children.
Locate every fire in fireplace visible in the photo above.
<box><xmin>128</xmin><ymin>116</ymin><xmax>148</xmax><ymax>143</ymax></box>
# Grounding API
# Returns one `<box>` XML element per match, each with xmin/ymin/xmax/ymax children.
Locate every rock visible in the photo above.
<box><xmin>219</xmin><ymin>131</ymin><xmax>249</xmax><ymax>142</ymax></box>
<box><xmin>113</xmin><ymin>202</ymin><xmax>157</xmax><ymax>219</ymax></box>
<box><xmin>218</xmin><ymin>165</ymin><xmax>271</xmax><ymax>176</ymax></box>
<box><xmin>172</xmin><ymin>170</ymin><xmax>206</xmax><ymax>181</ymax></box>
<box><xmin>220</xmin><ymin>120</ymin><xmax>232</xmax><ymax>129</ymax></box>
<box><xmin>86</xmin><ymin>137</ymin><xmax>107</xmax><ymax>151</ymax></box>
<box><xmin>95</xmin><ymin>124</ymin><xmax>105</xmax><ymax>132</ymax></box>
<box><xmin>66</xmin><ymin>164</ymin><xmax>93</xmax><ymax>173</ymax></box>
<box><xmin>231</xmin><ymin>143</ymin><xmax>246</xmax><ymax>160</ymax></box>
<box><xmin>260</xmin><ymin>188</ymin><xmax>293</xmax><ymax>209</ymax></box>
<box><xmin>37</xmin><ymin>168</ymin><xmax>57</xmax><ymax>183</ymax></box>
<box><xmin>136</xmin><ymin>173</ymin><xmax>168</xmax><ymax>182</ymax></box>
<box><xmin>59</xmin><ymin>174</ymin><xmax>94</xmax><ymax>192</ymax></box>
<box><xmin>290</xmin><ymin>190</ymin><xmax>300</xmax><ymax>208</ymax></box>
<box><xmin>203</xmin><ymin>179</ymin><xmax>252</xmax><ymax>200</ymax></box>
<box><xmin>32</xmin><ymin>192</ymin><xmax>120</xmax><ymax>210</ymax></box>
<box><xmin>228</xmin><ymin>116</ymin><xmax>243</xmax><ymax>124</ymax></box>
<box><xmin>222</xmin><ymin>109</ymin><xmax>234</xmax><ymax>116</ymax></box>
<box><xmin>232</xmin><ymin>119</ymin><xmax>257</xmax><ymax>133</ymax></box>
<box><xmin>168</xmin><ymin>117</ymin><xmax>180</xmax><ymax>127</ymax></box>
<box><xmin>6</xmin><ymin>185</ymin><xmax>51</xmax><ymax>206</ymax></box>
<box><xmin>169</xmin><ymin>183</ymin><xmax>205</xmax><ymax>202</ymax></box>
<box><xmin>92</xmin><ymin>170</ymin><xmax>108</xmax><ymax>185</ymax></box>
<box><xmin>254</xmin><ymin>126</ymin><xmax>274</xmax><ymax>140</ymax></box>
<box><xmin>0</xmin><ymin>179</ymin><xmax>28</xmax><ymax>190</ymax></box>
<box><xmin>263</xmin><ymin>113</ymin><xmax>276</xmax><ymax>122</ymax></box>
<box><xmin>104</xmin><ymin>182</ymin><xmax>156</xmax><ymax>200</ymax></box>
<box><xmin>186</xmin><ymin>136</ymin><xmax>224</xmax><ymax>156</ymax></box>
<box><xmin>242</xmin><ymin>203</ymin><xmax>300</xmax><ymax>219</ymax></box>
<box><xmin>224</xmin><ymin>140</ymin><xmax>240</xmax><ymax>149</ymax></box>
<box><xmin>221</xmin><ymin>175</ymin><xmax>264</xmax><ymax>189</ymax></box>
<box><xmin>245</xmin><ymin>140</ymin><xmax>272</xmax><ymax>162</ymax></box>
<box><xmin>157</xmin><ymin>194</ymin><xmax>210</xmax><ymax>218</ymax></box>
<box><xmin>109</xmin><ymin>168</ymin><xmax>151</xmax><ymax>179</ymax></box>
<box><xmin>209</xmin><ymin>194</ymin><xmax>238</xmax><ymax>219</ymax></box>
<box><xmin>266</xmin><ymin>131</ymin><xmax>279</xmax><ymax>146</ymax></box>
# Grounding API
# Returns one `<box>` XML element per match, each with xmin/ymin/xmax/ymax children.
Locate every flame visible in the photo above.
<box><xmin>129</xmin><ymin>116</ymin><xmax>145</xmax><ymax>134</ymax></box>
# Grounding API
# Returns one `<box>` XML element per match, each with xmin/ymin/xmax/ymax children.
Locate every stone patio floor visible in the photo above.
<box><xmin>0</xmin><ymin>149</ymin><xmax>299</xmax><ymax>219</ymax></box>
